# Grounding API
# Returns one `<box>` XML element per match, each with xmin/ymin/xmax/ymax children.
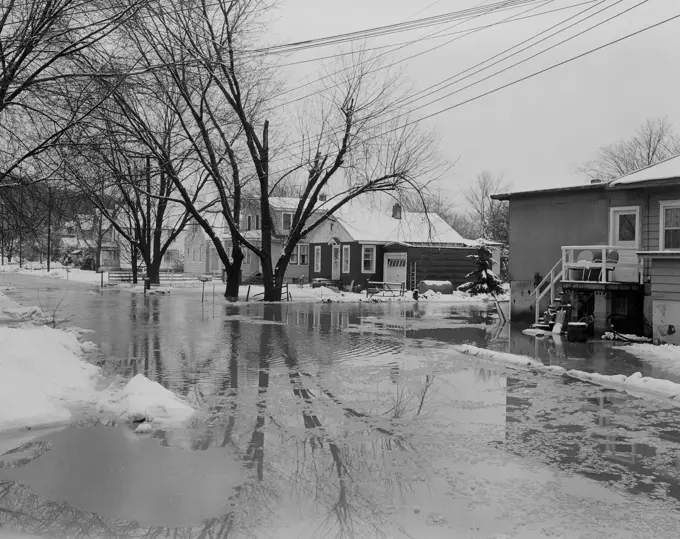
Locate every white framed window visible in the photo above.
<box><xmin>361</xmin><ymin>245</ymin><xmax>376</xmax><ymax>273</ymax></box>
<box><xmin>314</xmin><ymin>245</ymin><xmax>322</xmax><ymax>273</ymax></box>
<box><xmin>247</xmin><ymin>215</ymin><xmax>252</xmax><ymax>231</ymax></box>
<box><xmin>290</xmin><ymin>245</ymin><xmax>299</xmax><ymax>265</ymax></box>
<box><xmin>609</xmin><ymin>206</ymin><xmax>640</xmax><ymax>248</ymax></box>
<box><xmin>342</xmin><ymin>244</ymin><xmax>350</xmax><ymax>273</ymax></box>
<box><xmin>299</xmin><ymin>244</ymin><xmax>309</xmax><ymax>265</ymax></box>
<box><xmin>199</xmin><ymin>248</ymin><xmax>202</xmax><ymax>262</ymax></box>
<box><xmin>660</xmin><ymin>201</ymin><xmax>680</xmax><ymax>250</ymax></box>
<box><xmin>255</xmin><ymin>214</ymin><xmax>260</xmax><ymax>230</ymax></box>
<box><xmin>245</xmin><ymin>250</ymin><xmax>251</xmax><ymax>265</ymax></box>
<box><xmin>282</xmin><ymin>213</ymin><xmax>293</xmax><ymax>231</ymax></box>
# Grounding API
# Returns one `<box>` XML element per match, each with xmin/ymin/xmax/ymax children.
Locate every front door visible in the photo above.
<box><xmin>609</xmin><ymin>206</ymin><xmax>639</xmax><ymax>282</ymax></box>
<box><xmin>383</xmin><ymin>253</ymin><xmax>407</xmax><ymax>286</ymax></box>
<box><xmin>331</xmin><ymin>244</ymin><xmax>341</xmax><ymax>280</ymax></box>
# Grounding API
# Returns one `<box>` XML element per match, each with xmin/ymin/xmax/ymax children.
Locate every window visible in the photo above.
<box><xmin>609</xmin><ymin>207</ymin><xmax>639</xmax><ymax>247</ymax></box>
<box><xmin>618</xmin><ymin>214</ymin><xmax>636</xmax><ymax>242</ymax></box>
<box><xmin>387</xmin><ymin>258</ymin><xmax>406</xmax><ymax>268</ymax></box>
<box><xmin>342</xmin><ymin>245</ymin><xmax>350</xmax><ymax>273</ymax></box>
<box><xmin>362</xmin><ymin>245</ymin><xmax>376</xmax><ymax>273</ymax></box>
<box><xmin>314</xmin><ymin>246</ymin><xmax>322</xmax><ymax>273</ymax></box>
<box><xmin>661</xmin><ymin>201</ymin><xmax>680</xmax><ymax>250</ymax></box>
<box><xmin>255</xmin><ymin>214</ymin><xmax>260</xmax><ymax>230</ymax></box>
<box><xmin>282</xmin><ymin>213</ymin><xmax>293</xmax><ymax>231</ymax></box>
<box><xmin>291</xmin><ymin>244</ymin><xmax>308</xmax><ymax>265</ymax></box>
<box><xmin>247</xmin><ymin>215</ymin><xmax>252</xmax><ymax>231</ymax></box>
<box><xmin>245</xmin><ymin>249</ymin><xmax>251</xmax><ymax>265</ymax></box>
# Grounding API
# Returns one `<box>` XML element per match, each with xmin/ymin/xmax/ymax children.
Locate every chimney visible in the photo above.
<box><xmin>392</xmin><ymin>203</ymin><xmax>402</xmax><ymax>220</ymax></box>
<box><xmin>590</xmin><ymin>178</ymin><xmax>603</xmax><ymax>184</ymax></box>
<box><xmin>319</xmin><ymin>193</ymin><xmax>327</xmax><ymax>202</ymax></box>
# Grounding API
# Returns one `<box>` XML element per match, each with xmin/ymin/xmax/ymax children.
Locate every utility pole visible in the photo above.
<box><xmin>47</xmin><ymin>185</ymin><xmax>52</xmax><ymax>272</ymax></box>
<box><xmin>146</xmin><ymin>155</ymin><xmax>151</xmax><ymax>271</ymax></box>
<box><xmin>0</xmin><ymin>198</ymin><xmax>4</xmax><ymax>265</ymax></box>
<box><xmin>18</xmin><ymin>188</ymin><xmax>23</xmax><ymax>267</ymax></box>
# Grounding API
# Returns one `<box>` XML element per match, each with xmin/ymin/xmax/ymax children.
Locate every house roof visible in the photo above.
<box><xmin>334</xmin><ymin>205</ymin><xmax>474</xmax><ymax>245</ymax></box>
<box><xmin>491</xmin><ymin>183</ymin><xmax>604</xmax><ymax>200</ymax></box>
<box><xmin>493</xmin><ymin>155</ymin><xmax>680</xmax><ymax>200</ymax></box>
<box><xmin>608</xmin><ymin>154</ymin><xmax>680</xmax><ymax>187</ymax></box>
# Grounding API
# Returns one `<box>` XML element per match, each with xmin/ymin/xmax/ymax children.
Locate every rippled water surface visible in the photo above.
<box><xmin>2</xmin><ymin>274</ymin><xmax>680</xmax><ymax>538</ymax></box>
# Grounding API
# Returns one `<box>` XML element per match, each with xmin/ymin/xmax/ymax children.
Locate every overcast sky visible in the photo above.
<box><xmin>263</xmin><ymin>0</ymin><xmax>680</xmax><ymax>206</ymax></box>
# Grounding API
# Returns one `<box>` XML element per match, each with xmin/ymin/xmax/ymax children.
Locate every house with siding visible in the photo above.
<box><xmin>493</xmin><ymin>155</ymin><xmax>680</xmax><ymax>344</ymax></box>
<box><xmin>305</xmin><ymin>202</ymin><xmax>477</xmax><ymax>291</ymax></box>
<box><xmin>183</xmin><ymin>197</ymin><xmax>319</xmax><ymax>282</ymax></box>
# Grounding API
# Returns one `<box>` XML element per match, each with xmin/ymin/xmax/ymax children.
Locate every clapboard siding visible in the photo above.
<box><xmin>650</xmin><ymin>258</ymin><xmax>680</xmax><ymax>301</ymax></box>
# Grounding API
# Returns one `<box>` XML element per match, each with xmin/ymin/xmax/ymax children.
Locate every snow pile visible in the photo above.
<box><xmin>453</xmin><ymin>344</ymin><xmax>680</xmax><ymax>403</ymax></box>
<box><xmin>453</xmin><ymin>344</ymin><xmax>546</xmax><ymax>369</ymax></box>
<box><xmin>97</xmin><ymin>374</ymin><xmax>195</xmax><ymax>426</ymax></box>
<box><xmin>566</xmin><ymin>370</ymin><xmax>680</xmax><ymax>400</ymax></box>
<box><xmin>145</xmin><ymin>287</ymin><xmax>172</xmax><ymax>295</ymax></box>
<box><xmin>0</xmin><ymin>325</ymin><xmax>101</xmax><ymax>431</ymax></box>
<box><xmin>611</xmin><ymin>342</ymin><xmax>680</xmax><ymax>378</ymax></box>
<box><xmin>0</xmin><ymin>305</ymin><xmax>47</xmax><ymax>322</ymax></box>
<box><xmin>602</xmin><ymin>332</ymin><xmax>652</xmax><ymax>343</ymax></box>
<box><xmin>0</xmin><ymin>264</ymin><xmax>103</xmax><ymax>284</ymax></box>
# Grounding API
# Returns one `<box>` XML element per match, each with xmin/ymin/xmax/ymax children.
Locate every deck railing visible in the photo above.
<box><xmin>561</xmin><ymin>245</ymin><xmax>643</xmax><ymax>284</ymax></box>
<box><xmin>533</xmin><ymin>258</ymin><xmax>563</xmax><ymax>324</ymax></box>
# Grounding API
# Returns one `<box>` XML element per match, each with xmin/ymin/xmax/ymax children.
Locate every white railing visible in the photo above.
<box><xmin>561</xmin><ymin>245</ymin><xmax>643</xmax><ymax>285</ymax></box>
<box><xmin>533</xmin><ymin>257</ymin><xmax>563</xmax><ymax>324</ymax></box>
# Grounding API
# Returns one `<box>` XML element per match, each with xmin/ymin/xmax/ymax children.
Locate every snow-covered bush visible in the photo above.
<box><xmin>457</xmin><ymin>242</ymin><xmax>504</xmax><ymax>296</ymax></box>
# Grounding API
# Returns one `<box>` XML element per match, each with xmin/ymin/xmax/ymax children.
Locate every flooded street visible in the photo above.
<box><xmin>2</xmin><ymin>274</ymin><xmax>680</xmax><ymax>537</ymax></box>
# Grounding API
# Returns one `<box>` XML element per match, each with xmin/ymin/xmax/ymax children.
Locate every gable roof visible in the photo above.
<box><xmin>333</xmin><ymin>205</ymin><xmax>474</xmax><ymax>245</ymax></box>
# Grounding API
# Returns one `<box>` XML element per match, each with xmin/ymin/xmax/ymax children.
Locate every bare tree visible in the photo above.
<box><xmin>0</xmin><ymin>0</ymin><xmax>146</xmax><ymax>188</ymax></box>
<box><xmin>579</xmin><ymin>116</ymin><xmax>680</xmax><ymax>183</ymax></box>
<box><xmin>464</xmin><ymin>170</ymin><xmax>510</xmax><ymax>243</ymax></box>
<box><xmin>111</xmin><ymin>0</ymin><xmax>444</xmax><ymax>301</ymax></box>
<box><xmin>401</xmin><ymin>189</ymin><xmax>479</xmax><ymax>240</ymax></box>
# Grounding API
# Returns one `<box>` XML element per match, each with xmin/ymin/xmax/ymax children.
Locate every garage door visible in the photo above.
<box><xmin>384</xmin><ymin>253</ymin><xmax>407</xmax><ymax>285</ymax></box>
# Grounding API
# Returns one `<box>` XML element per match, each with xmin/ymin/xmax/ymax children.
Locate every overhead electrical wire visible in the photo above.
<box><xmin>266</xmin><ymin>0</ymin><xmax>551</xmax><ymax>107</ymax></box>
<box><xmin>275</xmin><ymin>0</ymin><xmax>600</xmax><ymax>68</ymax></box>
<box><xmin>266</xmin><ymin>8</ymin><xmax>680</xmax><ymax>180</ymax></box>
<box><xmin>390</xmin><ymin>0</ymin><xmax>626</xmax><ymax>111</ymax></box>
<box><xmin>243</xmin><ymin>0</ymin><xmax>542</xmax><ymax>55</ymax></box>
<box><xmin>266</xmin><ymin>0</ymin><xmax>668</xmax><ymax>177</ymax></box>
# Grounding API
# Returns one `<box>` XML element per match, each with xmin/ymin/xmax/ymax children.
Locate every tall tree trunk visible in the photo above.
<box><xmin>132</xmin><ymin>245</ymin><xmax>138</xmax><ymax>284</ymax></box>
<box><xmin>224</xmin><ymin>244</ymin><xmax>244</xmax><ymax>301</ymax></box>
<box><xmin>46</xmin><ymin>186</ymin><xmax>52</xmax><ymax>272</ymax></box>
<box><xmin>147</xmin><ymin>259</ymin><xmax>161</xmax><ymax>285</ymax></box>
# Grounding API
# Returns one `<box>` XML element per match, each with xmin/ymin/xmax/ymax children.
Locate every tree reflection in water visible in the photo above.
<box><xmin>0</xmin><ymin>304</ymin><xmax>438</xmax><ymax>539</ymax></box>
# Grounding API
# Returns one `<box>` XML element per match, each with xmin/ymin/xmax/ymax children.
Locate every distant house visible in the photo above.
<box><xmin>183</xmin><ymin>197</ymin><xmax>322</xmax><ymax>282</ymax></box>
<box><xmin>493</xmin><ymin>155</ymin><xmax>680</xmax><ymax>343</ymax></box>
<box><xmin>305</xmin><ymin>202</ymin><xmax>477</xmax><ymax>291</ymax></box>
<box><xmin>60</xmin><ymin>215</ymin><xmax>120</xmax><ymax>269</ymax></box>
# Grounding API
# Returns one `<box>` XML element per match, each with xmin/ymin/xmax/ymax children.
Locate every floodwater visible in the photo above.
<box><xmin>2</xmin><ymin>274</ymin><xmax>680</xmax><ymax>537</ymax></box>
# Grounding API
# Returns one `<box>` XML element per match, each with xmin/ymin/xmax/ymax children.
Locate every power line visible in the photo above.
<box><xmin>266</xmin><ymin>0</ymin><xmax>549</xmax><ymax>109</ymax></box>
<box><xmin>392</xmin><ymin>0</ymin><xmax>624</xmax><ymax>111</ymax></box>
<box><xmin>270</xmin><ymin>9</ymin><xmax>680</xmax><ymax>179</ymax></box>
<box><xmin>270</xmin><ymin>0</ymin><xmax>618</xmax><ymax>157</ymax></box>
<box><xmin>274</xmin><ymin>0</ymin><xmax>600</xmax><ymax>68</ymax></box>
<box><xmin>244</xmin><ymin>0</ymin><xmax>539</xmax><ymax>55</ymax></box>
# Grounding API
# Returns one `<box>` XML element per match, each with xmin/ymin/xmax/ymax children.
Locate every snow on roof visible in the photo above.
<box><xmin>609</xmin><ymin>155</ymin><xmax>680</xmax><ymax>186</ymax></box>
<box><xmin>267</xmin><ymin>197</ymin><xmax>302</xmax><ymax>211</ymax></box>
<box><xmin>334</xmin><ymin>205</ymin><xmax>474</xmax><ymax>245</ymax></box>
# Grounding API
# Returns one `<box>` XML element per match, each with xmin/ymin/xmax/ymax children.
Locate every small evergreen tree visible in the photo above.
<box><xmin>458</xmin><ymin>242</ymin><xmax>505</xmax><ymax>296</ymax></box>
